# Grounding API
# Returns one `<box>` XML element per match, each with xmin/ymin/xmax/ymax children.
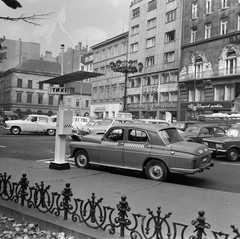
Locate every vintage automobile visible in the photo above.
<box><xmin>69</xmin><ymin>124</ymin><xmax>214</xmax><ymax>181</ymax></box>
<box><xmin>134</xmin><ymin>119</ymin><xmax>170</xmax><ymax>126</ymax></box>
<box><xmin>171</xmin><ymin>121</ymin><xmax>197</xmax><ymax>131</ymax></box>
<box><xmin>202</xmin><ymin>126</ymin><xmax>240</xmax><ymax>161</ymax></box>
<box><xmin>180</xmin><ymin>124</ymin><xmax>226</xmax><ymax>143</ymax></box>
<box><xmin>4</xmin><ymin>114</ymin><xmax>56</xmax><ymax>136</ymax></box>
<box><xmin>75</xmin><ymin>117</ymin><xmax>134</xmax><ymax>137</ymax></box>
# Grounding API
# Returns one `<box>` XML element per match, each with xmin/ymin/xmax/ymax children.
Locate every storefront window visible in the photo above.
<box><xmin>214</xmin><ymin>85</ymin><xmax>225</xmax><ymax>101</ymax></box>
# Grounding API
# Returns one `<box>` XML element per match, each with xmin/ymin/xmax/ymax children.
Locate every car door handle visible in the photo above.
<box><xmin>118</xmin><ymin>142</ymin><xmax>124</xmax><ymax>146</ymax></box>
<box><xmin>145</xmin><ymin>145</ymin><xmax>152</xmax><ymax>148</ymax></box>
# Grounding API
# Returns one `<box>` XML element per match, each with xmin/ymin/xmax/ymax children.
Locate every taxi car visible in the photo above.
<box><xmin>4</xmin><ymin>114</ymin><xmax>56</xmax><ymax>136</ymax></box>
<box><xmin>180</xmin><ymin>124</ymin><xmax>225</xmax><ymax>143</ymax></box>
<box><xmin>69</xmin><ymin>124</ymin><xmax>213</xmax><ymax>181</ymax></box>
<box><xmin>202</xmin><ymin>126</ymin><xmax>240</xmax><ymax>161</ymax></box>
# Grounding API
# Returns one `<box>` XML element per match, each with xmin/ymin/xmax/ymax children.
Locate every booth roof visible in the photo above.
<box><xmin>40</xmin><ymin>71</ymin><xmax>103</xmax><ymax>85</ymax></box>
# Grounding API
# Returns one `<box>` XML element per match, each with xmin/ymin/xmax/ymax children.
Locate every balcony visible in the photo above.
<box><xmin>179</xmin><ymin>66</ymin><xmax>240</xmax><ymax>82</ymax></box>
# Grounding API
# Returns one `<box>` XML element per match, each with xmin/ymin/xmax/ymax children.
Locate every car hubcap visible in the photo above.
<box><xmin>150</xmin><ymin>165</ymin><xmax>163</xmax><ymax>179</ymax></box>
<box><xmin>78</xmin><ymin>155</ymin><xmax>86</xmax><ymax>166</ymax></box>
<box><xmin>230</xmin><ymin>151</ymin><xmax>237</xmax><ymax>160</ymax></box>
<box><xmin>13</xmin><ymin>128</ymin><xmax>18</xmax><ymax>134</ymax></box>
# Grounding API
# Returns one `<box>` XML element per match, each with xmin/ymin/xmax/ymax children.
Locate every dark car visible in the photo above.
<box><xmin>69</xmin><ymin>123</ymin><xmax>213</xmax><ymax>181</ymax></box>
<box><xmin>202</xmin><ymin>126</ymin><xmax>240</xmax><ymax>161</ymax></box>
<box><xmin>181</xmin><ymin>124</ymin><xmax>225</xmax><ymax>143</ymax></box>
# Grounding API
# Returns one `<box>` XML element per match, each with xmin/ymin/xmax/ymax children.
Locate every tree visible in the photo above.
<box><xmin>0</xmin><ymin>36</ymin><xmax>7</xmax><ymax>63</ymax></box>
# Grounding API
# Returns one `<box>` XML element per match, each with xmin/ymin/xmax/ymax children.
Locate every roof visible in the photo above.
<box><xmin>14</xmin><ymin>59</ymin><xmax>61</xmax><ymax>74</ymax></box>
<box><xmin>40</xmin><ymin>71</ymin><xmax>103</xmax><ymax>85</ymax></box>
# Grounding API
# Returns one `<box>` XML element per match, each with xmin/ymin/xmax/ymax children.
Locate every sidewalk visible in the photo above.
<box><xmin>0</xmin><ymin>157</ymin><xmax>240</xmax><ymax>238</ymax></box>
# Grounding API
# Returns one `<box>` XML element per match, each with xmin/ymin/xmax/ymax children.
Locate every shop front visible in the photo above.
<box><xmin>179</xmin><ymin>101</ymin><xmax>233</xmax><ymax>121</ymax></box>
<box><xmin>153</xmin><ymin>102</ymin><xmax>178</xmax><ymax>123</ymax></box>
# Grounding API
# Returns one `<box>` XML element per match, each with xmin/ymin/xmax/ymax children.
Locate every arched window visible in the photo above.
<box><xmin>225</xmin><ymin>49</ymin><xmax>236</xmax><ymax>75</ymax></box>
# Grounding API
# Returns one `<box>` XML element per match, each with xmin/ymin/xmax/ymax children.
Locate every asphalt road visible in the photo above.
<box><xmin>1</xmin><ymin>126</ymin><xmax>240</xmax><ymax>194</ymax></box>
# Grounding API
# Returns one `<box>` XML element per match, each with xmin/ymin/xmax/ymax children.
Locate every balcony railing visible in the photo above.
<box><xmin>180</xmin><ymin>66</ymin><xmax>240</xmax><ymax>81</ymax></box>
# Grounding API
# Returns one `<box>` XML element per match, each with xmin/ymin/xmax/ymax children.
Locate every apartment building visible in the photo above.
<box><xmin>91</xmin><ymin>33</ymin><xmax>128</xmax><ymax>119</ymax></box>
<box><xmin>179</xmin><ymin>0</ymin><xmax>240</xmax><ymax>120</ymax></box>
<box><xmin>127</xmin><ymin>0</ymin><xmax>183</xmax><ymax>121</ymax></box>
<box><xmin>0</xmin><ymin>59</ymin><xmax>61</xmax><ymax>118</ymax></box>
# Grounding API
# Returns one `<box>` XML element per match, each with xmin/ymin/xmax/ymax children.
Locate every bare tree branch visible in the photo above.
<box><xmin>0</xmin><ymin>12</ymin><xmax>54</xmax><ymax>26</ymax></box>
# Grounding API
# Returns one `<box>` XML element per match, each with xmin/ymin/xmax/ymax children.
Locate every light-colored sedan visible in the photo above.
<box><xmin>4</xmin><ymin>114</ymin><xmax>56</xmax><ymax>136</ymax></box>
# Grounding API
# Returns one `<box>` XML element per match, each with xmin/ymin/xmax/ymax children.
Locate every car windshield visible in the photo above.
<box><xmin>158</xmin><ymin>128</ymin><xmax>184</xmax><ymax>145</ymax></box>
<box><xmin>22</xmin><ymin>116</ymin><xmax>29</xmax><ymax>121</ymax></box>
<box><xmin>98</xmin><ymin>119</ymin><xmax>113</xmax><ymax>126</ymax></box>
<box><xmin>227</xmin><ymin>128</ymin><xmax>240</xmax><ymax>137</ymax></box>
<box><xmin>185</xmin><ymin>125</ymin><xmax>199</xmax><ymax>133</ymax></box>
<box><xmin>86</xmin><ymin>120</ymin><xmax>102</xmax><ymax>126</ymax></box>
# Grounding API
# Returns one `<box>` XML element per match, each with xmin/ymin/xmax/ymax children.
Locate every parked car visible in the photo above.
<box><xmin>202</xmin><ymin>126</ymin><xmax>240</xmax><ymax>161</ymax></box>
<box><xmin>69</xmin><ymin>123</ymin><xmax>213</xmax><ymax>181</ymax></box>
<box><xmin>71</xmin><ymin>119</ymin><xmax>103</xmax><ymax>141</ymax></box>
<box><xmin>72</xmin><ymin>116</ymin><xmax>90</xmax><ymax>129</ymax></box>
<box><xmin>76</xmin><ymin>117</ymin><xmax>134</xmax><ymax>137</ymax></box>
<box><xmin>134</xmin><ymin>119</ymin><xmax>170</xmax><ymax>126</ymax></box>
<box><xmin>171</xmin><ymin>121</ymin><xmax>197</xmax><ymax>131</ymax></box>
<box><xmin>3</xmin><ymin>114</ymin><xmax>56</xmax><ymax>136</ymax></box>
<box><xmin>181</xmin><ymin>124</ymin><xmax>225</xmax><ymax>143</ymax></box>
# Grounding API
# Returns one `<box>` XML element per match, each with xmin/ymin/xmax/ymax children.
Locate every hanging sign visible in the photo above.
<box><xmin>48</xmin><ymin>87</ymin><xmax>74</xmax><ymax>95</ymax></box>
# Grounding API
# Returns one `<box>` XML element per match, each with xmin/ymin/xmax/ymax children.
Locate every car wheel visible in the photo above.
<box><xmin>145</xmin><ymin>160</ymin><xmax>168</xmax><ymax>181</ymax></box>
<box><xmin>227</xmin><ymin>148</ymin><xmax>239</xmax><ymax>162</ymax></box>
<box><xmin>11</xmin><ymin>126</ymin><xmax>21</xmax><ymax>135</ymax></box>
<box><xmin>74</xmin><ymin>150</ymin><xmax>90</xmax><ymax>168</ymax></box>
<box><xmin>46</xmin><ymin>129</ymin><xmax>56</xmax><ymax>136</ymax></box>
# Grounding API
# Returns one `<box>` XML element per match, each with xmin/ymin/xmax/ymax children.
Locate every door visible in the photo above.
<box><xmin>22</xmin><ymin>116</ymin><xmax>38</xmax><ymax>132</ymax></box>
<box><xmin>123</xmin><ymin>128</ymin><xmax>151</xmax><ymax>170</ymax></box>
<box><xmin>98</xmin><ymin>128</ymin><xmax>124</xmax><ymax>167</ymax></box>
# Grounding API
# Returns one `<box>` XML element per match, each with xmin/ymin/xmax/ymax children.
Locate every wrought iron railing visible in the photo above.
<box><xmin>0</xmin><ymin>172</ymin><xmax>239</xmax><ymax>239</ymax></box>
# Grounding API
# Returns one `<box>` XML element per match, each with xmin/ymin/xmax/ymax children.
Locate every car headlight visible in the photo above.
<box><xmin>216</xmin><ymin>143</ymin><xmax>223</xmax><ymax>149</ymax></box>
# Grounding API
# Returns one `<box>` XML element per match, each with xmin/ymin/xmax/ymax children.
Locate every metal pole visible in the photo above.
<box><xmin>123</xmin><ymin>71</ymin><xmax>128</xmax><ymax>112</ymax></box>
<box><xmin>194</xmin><ymin>62</ymin><xmax>196</xmax><ymax>103</ymax></box>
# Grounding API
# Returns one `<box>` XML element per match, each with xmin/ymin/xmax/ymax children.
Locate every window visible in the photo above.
<box><xmin>17</xmin><ymin>79</ymin><xmax>22</xmax><ymax>87</ymax></box>
<box><xmin>160</xmin><ymin>92</ymin><xmax>169</xmax><ymax>102</ymax></box>
<box><xmin>205</xmin><ymin>0</ymin><xmax>212</xmax><ymax>14</ymax></box>
<box><xmin>16</xmin><ymin>92</ymin><xmax>22</xmax><ymax>102</ymax></box>
<box><xmin>220</xmin><ymin>18</ymin><xmax>228</xmax><ymax>35</ymax></box>
<box><xmin>146</xmin><ymin>37</ymin><xmax>155</xmax><ymax>48</ymax></box>
<box><xmin>205</xmin><ymin>23</ymin><xmax>211</xmax><ymax>39</ymax></box>
<box><xmin>221</xmin><ymin>0</ymin><xmax>228</xmax><ymax>8</ymax></box>
<box><xmin>191</xmin><ymin>28</ymin><xmax>197</xmax><ymax>43</ymax></box>
<box><xmin>132</xmin><ymin>7</ymin><xmax>140</xmax><ymax>18</ymax></box>
<box><xmin>106</xmin><ymin>128</ymin><xmax>124</xmax><ymax>141</ymax></box>
<box><xmin>225</xmin><ymin>50</ymin><xmax>237</xmax><ymax>75</ymax></box>
<box><xmin>128</xmin><ymin>129</ymin><xmax>149</xmax><ymax>142</ymax></box>
<box><xmin>85</xmin><ymin>100</ymin><xmax>89</xmax><ymax>108</ymax></box>
<box><xmin>148</xmin><ymin>0</ymin><xmax>157</xmax><ymax>11</ymax></box>
<box><xmin>49</xmin><ymin>96</ymin><xmax>53</xmax><ymax>105</ymax></box>
<box><xmin>147</xmin><ymin>18</ymin><xmax>156</xmax><ymax>29</ymax></box>
<box><xmin>107</xmin><ymin>47</ymin><xmax>112</xmax><ymax>58</ymax></box>
<box><xmin>195</xmin><ymin>56</ymin><xmax>203</xmax><ymax>78</ymax></box>
<box><xmin>27</xmin><ymin>93</ymin><xmax>32</xmax><ymax>103</ymax></box>
<box><xmin>130</xmin><ymin>43</ymin><xmax>138</xmax><ymax>52</ymax></box>
<box><xmin>165</xmin><ymin>30</ymin><xmax>175</xmax><ymax>42</ymax></box>
<box><xmin>38</xmin><ymin>94</ymin><xmax>43</xmax><ymax>104</ymax></box>
<box><xmin>131</xmin><ymin>25</ymin><xmax>139</xmax><ymax>35</ymax></box>
<box><xmin>192</xmin><ymin>3</ymin><xmax>198</xmax><ymax>19</ymax></box>
<box><xmin>215</xmin><ymin>85</ymin><xmax>225</xmax><ymax>100</ymax></box>
<box><xmin>164</xmin><ymin>51</ymin><xmax>175</xmax><ymax>62</ymax></box>
<box><xmin>28</xmin><ymin>80</ymin><xmax>32</xmax><ymax>88</ymax></box>
<box><xmin>161</xmin><ymin>72</ymin><xmax>178</xmax><ymax>83</ymax></box>
<box><xmin>39</xmin><ymin>83</ymin><xmax>43</xmax><ymax>90</ymax></box>
<box><xmin>101</xmin><ymin>49</ymin><xmax>105</xmax><ymax>60</ymax></box>
<box><xmin>146</xmin><ymin>56</ymin><xmax>155</xmax><ymax>67</ymax></box>
<box><xmin>113</xmin><ymin>45</ymin><xmax>118</xmax><ymax>56</ymax></box>
<box><xmin>166</xmin><ymin>10</ymin><xmax>176</xmax><ymax>23</ymax></box>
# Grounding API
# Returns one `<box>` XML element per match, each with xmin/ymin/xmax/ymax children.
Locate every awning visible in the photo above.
<box><xmin>40</xmin><ymin>71</ymin><xmax>103</xmax><ymax>85</ymax></box>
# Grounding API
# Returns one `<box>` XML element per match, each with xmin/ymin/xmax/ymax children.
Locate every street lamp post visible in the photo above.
<box><xmin>109</xmin><ymin>60</ymin><xmax>143</xmax><ymax>112</ymax></box>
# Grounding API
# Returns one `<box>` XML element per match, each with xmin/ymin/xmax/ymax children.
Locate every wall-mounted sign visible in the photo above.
<box><xmin>128</xmin><ymin>105</ymin><xmax>146</xmax><ymax>109</ymax></box>
<box><xmin>187</xmin><ymin>103</ymin><xmax>223</xmax><ymax>110</ymax></box>
<box><xmin>153</xmin><ymin>102</ymin><xmax>177</xmax><ymax>109</ymax></box>
<box><xmin>48</xmin><ymin>87</ymin><xmax>74</xmax><ymax>95</ymax></box>
<box><xmin>142</xmin><ymin>85</ymin><xmax>158</xmax><ymax>94</ymax></box>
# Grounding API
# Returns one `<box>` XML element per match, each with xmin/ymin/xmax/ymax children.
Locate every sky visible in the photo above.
<box><xmin>0</xmin><ymin>0</ymin><xmax>131</xmax><ymax>56</ymax></box>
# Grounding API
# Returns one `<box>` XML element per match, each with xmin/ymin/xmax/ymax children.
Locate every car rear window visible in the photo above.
<box><xmin>158</xmin><ymin>128</ymin><xmax>184</xmax><ymax>145</ymax></box>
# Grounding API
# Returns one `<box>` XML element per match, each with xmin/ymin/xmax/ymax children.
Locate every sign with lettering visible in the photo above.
<box><xmin>49</xmin><ymin>87</ymin><xmax>74</xmax><ymax>95</ymax></box>
<box><xmin>153</xmin><ymin>102</ymin><xmax>177</xmax><ymax>109</ymax></box>
<box><xmin>142</xmin><ymin>85</ymin><xmax>158</xmax><ymax>94</ymax></box>
<box><xmin>187</xmin><ymin>103</ymin><xmax>224</xmax><ymax>110</ymax></box>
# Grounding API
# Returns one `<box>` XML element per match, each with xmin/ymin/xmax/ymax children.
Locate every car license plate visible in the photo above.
<box><xmin>202</xmin><ymin>157</ymin><xmax>207</xmax><ymax>163</ymax></box>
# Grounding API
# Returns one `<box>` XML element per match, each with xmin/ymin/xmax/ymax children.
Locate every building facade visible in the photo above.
<box><xmin>125</xmin><ymin>0</ymin><xmax>183</xmax><ymax>122</ymax></box>
<box><xmin>90</xmin><ymin>33</ymin><xmax>129</xmax><ymax>119</ymax></box>
<box><xmin>0</xmin><ymin>59</ymin><xmax>61</xmax><ymax>118</ymax></box>
<box><xmin>179</xmin><ymin>0</ymin><xmax>240</xmax><ymax>120</ymax></box>
<box><xmin>0</xmin><ymin>38</ymin><xmax>41</xmax><ymax>74</ymax></box>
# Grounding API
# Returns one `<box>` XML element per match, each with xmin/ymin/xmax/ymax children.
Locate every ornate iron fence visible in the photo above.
<box><xmin>0</xmin><ymin>172</ymin><xmax>239</xmax><ymax>239</ymax></box>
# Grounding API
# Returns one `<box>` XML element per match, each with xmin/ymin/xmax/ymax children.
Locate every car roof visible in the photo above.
<box><xmin>111</xmin><ymin>123</ymin><xmax>174</xmax><ymax>131</ymax></box>
<box><xmin>186</xmin><ymin>123</ymin><xmax>224</xmax><ymax>127</ymax></box>
<box><xmin>28</xmin><ymin>114</ymin><xmax>49</xmax><ymax>117</ymax></box>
